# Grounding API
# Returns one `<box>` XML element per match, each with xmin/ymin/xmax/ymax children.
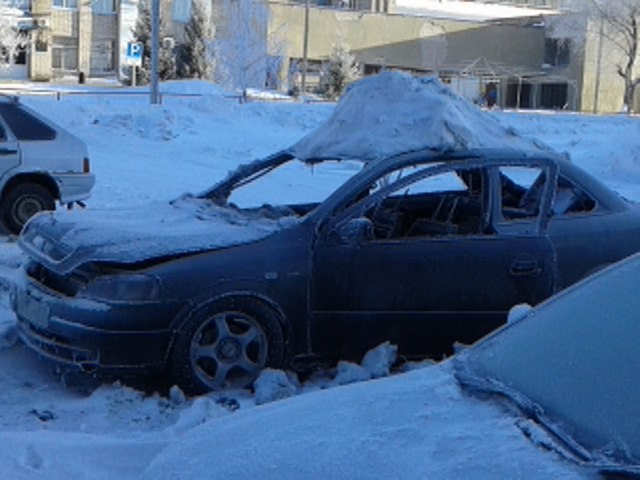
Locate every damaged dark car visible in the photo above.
<box><xmin>12</xmin><ymin>146</ymin><xmax>640</xmax><ymax>394</ymax></box>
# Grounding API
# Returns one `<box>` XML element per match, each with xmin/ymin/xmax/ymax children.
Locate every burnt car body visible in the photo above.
<box><xmin>11</xmin><ymin>146</ymin><xmax>640</xmax><ymax>394</ymax></box>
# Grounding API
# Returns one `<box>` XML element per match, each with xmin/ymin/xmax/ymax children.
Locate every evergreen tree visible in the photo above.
<box><xmin>177</xmin><ymin>0</ymin><xmax>211</xmax><ymax>79</ymax></box>
<box><xmin>131</xmin><ymin>0</ymin><xmax>176</xmax><ymax>85</ymax></box>
<box><xmin>318</xmin><ymin>44</ymin><xmax>360</xmax><ymax>100</ymax></box>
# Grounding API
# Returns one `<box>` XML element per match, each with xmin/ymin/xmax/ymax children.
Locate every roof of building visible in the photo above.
<box><xmin>393</xmin><ymin>0</ymin><xmax>560</xmax><ymax>23</ymax></box>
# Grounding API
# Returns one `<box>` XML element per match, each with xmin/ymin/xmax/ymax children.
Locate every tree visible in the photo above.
<box><xmin>176</xmin><ymin>0</ymin><xmax>211</xmax><ymax>79</ymax></box>
<box><xmin>131</xmin><ymin>0</ymin><xmax>176</xmax><ymax>85</ymax></box>
<box><xmin>317</xmin><ymin>44</ymin><xmax>360</xmax><ymax>100</ymax></box>
<box><xmin>0</xmin><ymin>5</ymin><xmax>28</xmax><ymax>74</ymax></box>
<box><xmin>590</xmin><ymin>0</ymin><xmax>640</xmax><ymax>113</ymax></box>
<box><xmin>212</xmin><ymin>0</ymin><xmax>270</xmax><ymax>98</ymax></box>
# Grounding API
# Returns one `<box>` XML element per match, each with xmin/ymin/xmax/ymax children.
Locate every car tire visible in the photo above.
<box><xmin>169</xmin><ymin>296</ymin><xmax>286</xmax><ymax>395</ymax></box>
<box><xmin>2</xmin><ymin>183</ymin><xmax>55</xmax><ymax>234</ymax></box>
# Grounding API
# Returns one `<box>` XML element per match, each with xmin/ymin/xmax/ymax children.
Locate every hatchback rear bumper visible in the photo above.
<box><xmin>53</xmin><ymin>172</ymin><xmax>96</xmax><ymax>203</ymax></box>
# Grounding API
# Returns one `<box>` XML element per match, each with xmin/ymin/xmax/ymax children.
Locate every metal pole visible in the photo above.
<box><xmin>150</xmin><ymin>0</ymin><xmax>160</xmax><ymax>104</ymax></box>
<box><xmin>593</xmin><ymin>17</ymin><xmax>604</xmax><ymax>113</ymax></box>
<box><xmin>301</xmin><ymin>0</ymin><xmax>310</xmax><ymax>95</ymax></box>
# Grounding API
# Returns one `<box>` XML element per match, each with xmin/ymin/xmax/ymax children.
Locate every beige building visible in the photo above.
<box><xmin>264</xmin><ymin>0</ymin><xmax>639</xmax><ymax>113</ymax></box>
<box><xmin>268</xmin><ymin>1</ymin><xmax>574</xmax><ymax>109</ymax></box>
<box><xmin>2</xmin><ymin>0</ymin><xmax>637</xmax><ymax>113</ymax></box>
<box><xmin>1</xmin><ymin>0</ymin><xmax>120</xmax><ymax>82</ymax></box>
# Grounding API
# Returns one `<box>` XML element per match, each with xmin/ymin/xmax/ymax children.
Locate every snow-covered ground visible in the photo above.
<box><xmin>0</xmin><ymin>78</ymin><xmax>637</xmax><ymax>479</ymax></box>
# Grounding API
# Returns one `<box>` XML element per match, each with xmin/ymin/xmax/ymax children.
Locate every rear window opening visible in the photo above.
<box><xmin>0</xmin><ymin>103</ymin><xmax>57</xmax><ymax>141</ymax></box>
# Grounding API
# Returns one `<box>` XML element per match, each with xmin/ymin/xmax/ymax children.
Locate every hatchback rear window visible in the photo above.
<box><xmin>0</xmin><ymin>103</ymin><xmax>56</xmax><ymax>140</ymax></box>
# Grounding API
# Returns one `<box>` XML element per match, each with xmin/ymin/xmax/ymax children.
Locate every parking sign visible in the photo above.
<box><xmin>125</xmin><ymin>42</ymin><xmax>143</xmax><ymax>67</ymax></box>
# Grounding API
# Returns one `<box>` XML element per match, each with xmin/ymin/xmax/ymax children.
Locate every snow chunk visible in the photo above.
<box><xmin>361</xmin><ymin>341</ymin><xmax>398</xmax><ymax>378</ymax></box>
<box><xmin>333</xmin><ymin>361</ymin><xmax>372</xmax><ymax>385</ymax></box>
<box><xmin>507</xmin><ymin>303</ymin><xmax>532</xmax><ymax>324</ymax></box>
<box><xmin>253</xmin><ymin>369</ymin><xmax>297</xmax><ymax>405</ymax></box>
<box><xmin>290</xmin><ymin>71</ymin><xmax>552</xmax><ymax>162</ymax></box>
<box><xmin>168</xmin><ymin>386</ymin><xmax>187</xmax><ymax>405</ymax></box>
<box><xmin>332</xmin><ymin>342</ymin><xmax>398</xmax><ymax>385</ymax></box>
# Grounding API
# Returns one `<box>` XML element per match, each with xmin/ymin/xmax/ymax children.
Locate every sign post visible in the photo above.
<box><xmin>125</xmin><ymin>42</ymin><xmax>143</xmax><ymax>87</ymax></box>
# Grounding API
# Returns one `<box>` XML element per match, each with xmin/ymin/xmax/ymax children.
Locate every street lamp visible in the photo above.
<box><xmin>301</xmin><ymin>0</ymin><xmax>310</xmax><ymax>95</ymax></box>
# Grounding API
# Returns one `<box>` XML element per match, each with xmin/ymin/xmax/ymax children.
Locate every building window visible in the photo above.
<box><xmin>544</xmin><ymin>38</ymin><xmax>570</xmax><ymax>67</ymax></box>
<box><xmin>90</xmin><ymin>41</ymin><xmax>114</xmax><ymax>73</ymax></box>
<box><xmin>92</xmin><ymin>0</ymin><xmax>115</xmax><ymax>14</ymax></box>
<box><xmin>53</xmin><ymin>0</ymin><xmax>78</xmax><ymax>8</ymax></box>
<box><xmin>172</xmin><ymin>0</ymin><xmax>191</xmax><ymax>22</ymax></box>
<box><xmin>52</xmin><ymin>38</ymin><xmax>78</xmax><ymax>71</ymax></box>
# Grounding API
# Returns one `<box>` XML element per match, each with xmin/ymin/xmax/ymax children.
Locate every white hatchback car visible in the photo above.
<box><xmin>0</xmin><ymin>96</ymin><xmax>95</xmax><ymax>233</ymax></box>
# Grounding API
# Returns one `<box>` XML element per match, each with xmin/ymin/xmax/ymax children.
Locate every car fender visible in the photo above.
<box><xmin>167</xmin><ymin>283</ymin><xmax>297</xmax><ymax>358</ymax></box>
<box><xmin>0</xmin><ymin>169</ymin><xmax>60</xmax><ymax>201</ymax></box>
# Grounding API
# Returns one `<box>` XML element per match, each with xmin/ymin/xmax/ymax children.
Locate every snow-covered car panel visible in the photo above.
<box><xmin>455</xmin><ymin>253</ymin><xmax>640</xmax><ymax>475</ymax></box>
<box><xmin>20</xmin><ymin>195</ymin><xmax>299</xmax><ymax>275</ymax></box>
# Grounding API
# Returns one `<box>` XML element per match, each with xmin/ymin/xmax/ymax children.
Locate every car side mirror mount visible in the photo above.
<box><xmin>336</xmin><ymin>218</ymin><xmax>374</xmax><ymax>244</ymax></box>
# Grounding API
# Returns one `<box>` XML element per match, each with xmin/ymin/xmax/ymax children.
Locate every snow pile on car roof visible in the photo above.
<box><xmin>290</xmin><ymin>71</ymin><xmax>553</xmax><ymax>162</ymax></box>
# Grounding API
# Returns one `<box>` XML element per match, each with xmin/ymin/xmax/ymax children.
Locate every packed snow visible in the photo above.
<box><xmin>0</xmin><ymin>74</ymin><xmax>637</xmax><ymax>479</ymax></box>
<box><xmin>290</xmin><ymin>72</ymin><xmax>554</xmax><ymax>161</ymax></box>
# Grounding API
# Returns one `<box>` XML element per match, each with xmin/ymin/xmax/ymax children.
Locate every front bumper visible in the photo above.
<box><xmin>11</xmin><ymin>280</ymin><xmax>181</xmax><ymax>375</ymax></box>
<box><xmin>53</xmin><ymin>172</ymin><xmax>96</xmax><ymax>204</ymax></box>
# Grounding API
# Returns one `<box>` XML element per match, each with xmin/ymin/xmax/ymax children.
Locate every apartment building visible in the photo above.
<box><xmin>0</xmin><ymin>0</ymin><xmax>119</xmax><ymax>81</ymax></box>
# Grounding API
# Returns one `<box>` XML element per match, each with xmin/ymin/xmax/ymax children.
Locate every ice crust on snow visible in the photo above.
<box><xmin>290</xmin><ymin>71</ymin><xmax>553</xmax><ymax>162</ymax></box>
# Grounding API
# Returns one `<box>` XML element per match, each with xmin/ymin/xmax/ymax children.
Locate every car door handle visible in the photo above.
<box><xmin>510</xmin><ymin>260</ymin><xmax>541</xmax><ymax>277</ymax></box>
<box><xmin>0</xmin><ymin>148</ymin><xmax>17</xmax><ymax>155</ymax></box>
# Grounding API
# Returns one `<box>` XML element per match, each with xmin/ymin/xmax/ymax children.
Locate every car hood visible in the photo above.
<box><xmin>19</xmin><ymin>196</ymin><xmax>297</xmax><ymax>275</ymax></box>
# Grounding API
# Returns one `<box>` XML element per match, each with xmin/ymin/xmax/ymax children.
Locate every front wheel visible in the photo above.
<box><xmin>169</xmin><ymin>297</ymin><xmax>286</xmax><ymax>395</ymax></box>
<box><xmin>2</xmin><ymin>183</ymin><xmax>55</xmax><ymax>234</ymax></box>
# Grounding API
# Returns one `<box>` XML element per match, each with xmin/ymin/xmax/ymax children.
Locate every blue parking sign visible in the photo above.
<box><xmin>125</xmin><ymin>42</ymin><xmax>143</xmax><ymax>66</ymax></box>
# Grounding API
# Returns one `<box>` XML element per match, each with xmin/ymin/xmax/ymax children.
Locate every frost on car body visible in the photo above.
<box><xmin>456</xmin><ymin>253</ymin><xmax>640</xmax><ymax>475</ymax></box>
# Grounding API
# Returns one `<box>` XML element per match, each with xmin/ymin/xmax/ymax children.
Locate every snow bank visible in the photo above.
<box><xmin>141</xmin><ymin>363</ymin><xmax>583</xmax><ymax>480</ymax></box>
<box><xmin>290</xmin><ymin>71</ymin><xmax>553</xmax><ymax>162</ymax></box>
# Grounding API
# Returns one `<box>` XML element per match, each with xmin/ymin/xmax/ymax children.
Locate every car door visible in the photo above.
<box><xmin>0</xmin><ymin>117</ymin><xmax>20</xmax><ymax>176</ymax></box>
<box><xmin>309</xmin><ymin>158</ymin><xmax>556</xmax><ymax>360</ymax></box>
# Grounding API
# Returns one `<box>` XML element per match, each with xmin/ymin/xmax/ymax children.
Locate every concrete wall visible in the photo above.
<box><xmin>580</xmin><ymin>18</ymin><xmax>640</xmax><ymax>114</ymax></box>
<box><xmin>269</xmin><ymin>3</ymin><xmax>544</xmax><ymax>76</ymax></box>
<box><xmin>30</xmin><ymin>0</ymin><xmax>53</xmax><ymax>80</ymax></box>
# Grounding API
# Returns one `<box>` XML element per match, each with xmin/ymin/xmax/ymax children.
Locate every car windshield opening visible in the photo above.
<box><xmin>225</xmin><ymin>157</ymin><xmax>364</xmax><ymax>218</ymax></box>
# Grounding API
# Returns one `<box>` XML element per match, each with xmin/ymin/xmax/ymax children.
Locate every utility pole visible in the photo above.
<box><xmin>593</xmin><ymin>16</ymin><xmax>604</xmax><ymax>114</ymax></box>
<box><xmin>150</xmin><ymin>0</ymin><xmax>160</xmax><ymax>104</ymax></box>
<box><xmin>301</xmin><ymin>0</ymin><xmax>310</xmax><ymax>95</ymax></box>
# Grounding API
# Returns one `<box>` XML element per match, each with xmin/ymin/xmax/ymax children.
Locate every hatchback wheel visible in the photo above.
<box><xmin>2</xmin><ymin>183</ymin><xmax>55</xmax><ymax>234</ymax></box>
<box><xmin>170</xmin><ymin>297</ymin><xmax>285</xmax><ymax>395</ymax></box>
